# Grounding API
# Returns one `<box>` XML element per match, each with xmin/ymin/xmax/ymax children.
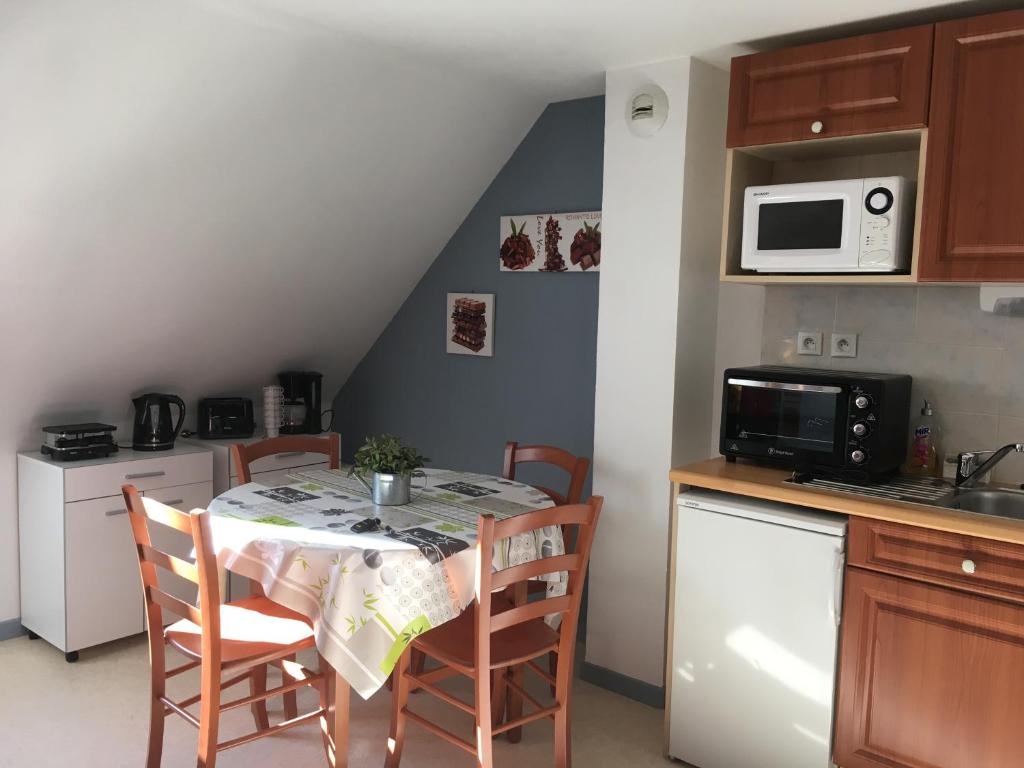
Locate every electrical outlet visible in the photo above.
<box><xmin>831</xmin><ymin>333</ymin><xmax>858</xmax><ymax>358</ymax></box>
<box><xmin>797</xmin><ymin>331</ymin><xmax>823</xmax><ymax>356</ymax></box>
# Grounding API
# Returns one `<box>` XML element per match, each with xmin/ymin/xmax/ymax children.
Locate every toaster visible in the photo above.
<box><xmin>197</xmin><ymin>397</ymin><xmax>255</xmax><ymax>439</ymax></box>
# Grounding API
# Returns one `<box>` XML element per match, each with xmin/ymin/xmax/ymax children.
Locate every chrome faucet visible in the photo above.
<box><xmin>955</xmin><ymin>443</ymin><xmax>1024</xmax><ymax>487</ymax></box>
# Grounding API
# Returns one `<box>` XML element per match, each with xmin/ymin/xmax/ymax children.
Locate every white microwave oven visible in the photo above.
<box><xmin>741</xmin><ymin>177</ymin><xmax>913</xmax><ymax>273</ymax></box>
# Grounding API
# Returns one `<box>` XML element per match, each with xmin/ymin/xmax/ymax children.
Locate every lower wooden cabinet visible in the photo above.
<box><xmin>834</xmin><ymin>567</ymin><xmax>1024</xmax><ymax>768</ymax></box>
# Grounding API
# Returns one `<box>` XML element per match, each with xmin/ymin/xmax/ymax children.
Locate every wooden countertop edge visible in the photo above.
<box><xmin>670</xmin><ymin>458</ymin><xmax>1024</xmax><ymax>546</ymax></box>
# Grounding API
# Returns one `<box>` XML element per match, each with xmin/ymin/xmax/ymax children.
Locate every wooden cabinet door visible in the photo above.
<box><xmin>919</xmin><ymin>10</ymin><xmax>1024</xmax><ymax>281</ymax></box>
<box><xmin>727</xmin><ymin>25</ymin><xmax>933</xmax><ymax>147</ymax></box>
<box><xmin>834</xmin><ymin>567</ymin><xmax>1024</xmax><ymax>768</ymax></box>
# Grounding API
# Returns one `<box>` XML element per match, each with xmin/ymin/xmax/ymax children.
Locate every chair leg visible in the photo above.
<box><xmin>548</xmin><ymin>650</ymin><xmax>559</xmax><ymax>697</ymax></box>
<box><xmin>474</xmin><ymin>665</ymin><xmax>495</xmax><ymax>768</ymax></box>
<box><xmin>196</xmin><ymin>660</ymin><xmax>221</xmax><ymax>768</ymax></box>
<box><xmin>147</xmin><ymin>692</ymin><xmax>166</xmax><ymax>768</ymax></box>
<box><xmin>282</xmin><ymin>655</ymin><xmax>299</xmax><ymax>720</ymax></box>
<box><xmin>249</xmin><ymin>666</ymin><xmax>270</xmax><ymax>730</ymax></box>
<box><xmin>385</xmin><ymin>647</ymin><xmax>412</xmax><ymax>768</ymax></box>
<box><xmin>490</xmin><ymin>667</ymin><xmax>508</xmax><ymax>728</ymax></box>
<box><xmin>505</xmin><ymin>663</ymin><xmax>524</xmax><ymax>744</ymax></box>
<box><xmin>554</xmin><ymin>707</ymin><xmax>571</xmax><ymax>768</ymax></box>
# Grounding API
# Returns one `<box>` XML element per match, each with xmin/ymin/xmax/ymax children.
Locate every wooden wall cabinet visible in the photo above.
<box><xmin>918</xmin><ymin>9</ymin><xmax>1024</xmax><ymax>281</ymax></box>
<box><xmin>835</xmin><ymin>518</ymin><xmax>1024</xmax><ymax>767</ymax></box>
<box><xmin>727</xmin><ymin>25</ymin><xmax>933</xmax><ymax>148</ymax></box>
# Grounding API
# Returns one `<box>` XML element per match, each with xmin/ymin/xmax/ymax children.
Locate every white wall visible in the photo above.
<box><xmin>0</xmin><ymin>0</ymin><xmax>547</xmax><ymax>624</ymax></box>
<box><xmin>586</xmin><ymin>58</ymin><xmax>728</xmax><ymax>689</ymax></box>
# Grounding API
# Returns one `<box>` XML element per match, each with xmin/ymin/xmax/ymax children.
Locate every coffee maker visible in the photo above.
<box><xmin>278</xmin><ymin>371</ymin><xmax>324</xmax><ymax>434</ymax></box>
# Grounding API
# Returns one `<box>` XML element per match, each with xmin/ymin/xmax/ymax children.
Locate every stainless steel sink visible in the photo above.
<box><xmin>938</xmin><ymin>487</ymin><xmax>1024</xmax><ymax>520</ymax></box>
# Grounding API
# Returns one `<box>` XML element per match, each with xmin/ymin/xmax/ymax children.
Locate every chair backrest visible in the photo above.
<box><xmin>502</xmin><ymin>442</ymin><xmax>590</xmax><ymax>506</ymax></box>
<box><xmin>230</xmin><ymin>433</ymin><xmax>341</xmax><ymax>484</ymax></box>
<box><xmin>474</xmin><ymin>497</ymin><xmax>603</xmax><ymax>677</ymax></box>
<box><xmin>122</xmin><ymin>484</ymin><xmax>221</xmax><ymax>645</ymax></box>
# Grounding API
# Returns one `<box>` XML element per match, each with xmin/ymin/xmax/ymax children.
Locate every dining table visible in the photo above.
<box><xmin>205</xmin><ymin>466</ymin><xmax>565</xmax><ymax>766</ymax></box>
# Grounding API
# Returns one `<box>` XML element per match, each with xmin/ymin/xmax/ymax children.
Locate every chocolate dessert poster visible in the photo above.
<box><xmin>446</xmin><ymin>293</ymin><xmax>494</xmax><ymax>357</ymax></box>
<box><xmin>498</xmin><ymin>211</ymin><xmax>602</xmax><ymax>272</ymax></box>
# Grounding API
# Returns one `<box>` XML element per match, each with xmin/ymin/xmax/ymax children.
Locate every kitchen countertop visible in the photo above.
<box><xmin>670</xmin><ymin>457</ymin><xmax>1024</xmax><ymax>546</ymax></box>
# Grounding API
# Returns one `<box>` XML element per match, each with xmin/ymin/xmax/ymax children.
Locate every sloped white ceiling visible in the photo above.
<box><xmin>217</xmin><ymin>0</ymin><xmax>972</xmax><ymax>97</ymax></box>
<box><xmin>0</xmin><ymin>0</ymin><xmax>546</xmax><ymax>619</ymax></box>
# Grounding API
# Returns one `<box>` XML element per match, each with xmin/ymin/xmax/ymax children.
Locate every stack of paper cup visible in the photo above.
<box><xmin>263</xmin><ymin>385</ymin><xmax>283</xmax><ymax>438</ymax></box>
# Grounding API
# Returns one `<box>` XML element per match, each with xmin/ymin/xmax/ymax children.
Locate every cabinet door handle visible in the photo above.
<box><xmin>811</xmin><ymin>120</ymin><xmax>824</xmax><ymax>134</ymax></box>
<box><xmin>125</xmin><ymin>470</ymin><xmax>166</xmax><ymax>480</ymax></box>
<box><xmin>275</xmin><ymin>452</ymin><xmax>305</xmax><ymax>459</ymax></box>
<box><xmin>105</xmin><ymin>509</ymin><xmax>128</xmax><ymax>517</ymax></box>
<box><xmin>161</xmin><ymin>499</ymin><xmax>184</xmax><ymax>507</ymax></box>
<box><xmin>962</xmin><ymin>559</ymin><xmax>977</xmax><ymax>574</ymax></box>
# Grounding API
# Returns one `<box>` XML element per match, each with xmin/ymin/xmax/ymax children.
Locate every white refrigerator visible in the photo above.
<box><xmin>669</xmin><ymin>489</ymin><xmax>847</xmax><ymax>768</ymax></box>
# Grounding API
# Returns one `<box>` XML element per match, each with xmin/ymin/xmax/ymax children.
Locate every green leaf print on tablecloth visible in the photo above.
<box><xmin>381</xmin><ymin>615</ymin><xmax>432</xmax><ymax>674</ymax></box>
<box><xmin>252</xmin><ymin>515</ymin><xmax>300</xmax><ymax>526</ymax></box>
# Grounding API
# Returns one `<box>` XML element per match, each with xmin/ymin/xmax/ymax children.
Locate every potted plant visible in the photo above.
<box><xmin>351</xmin><ymin>435</ymin><xmax>428</xmax><ymax>506</ymax></box>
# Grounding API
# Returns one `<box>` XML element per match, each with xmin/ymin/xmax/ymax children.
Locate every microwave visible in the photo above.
<box><xmin>720</xmin><ymin>366</ymin><xmax>912</xmax><ymax>480</ymax></box>
<box><xmin>741</xmin><ymin>177</ymin><xmax>913</xmax><ymax>273</ymax></box>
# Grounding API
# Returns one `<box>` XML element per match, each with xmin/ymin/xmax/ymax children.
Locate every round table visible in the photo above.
<box><xmin>206</xmin><ymin>467</ymin><xmax>566</xmax><ymax>700</ymax></box>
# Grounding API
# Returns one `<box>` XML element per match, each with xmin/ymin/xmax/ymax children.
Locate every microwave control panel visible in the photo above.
<box><xmin>858</xmin><ymin>177</ymin><xmax>911</xmax><ymax>271</ymax></box>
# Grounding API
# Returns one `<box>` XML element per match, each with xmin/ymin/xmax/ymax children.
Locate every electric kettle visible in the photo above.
<box><xmin>132</xmin><ymin>393</ymin><xmax>186</xmax><ymax>451</ymax></box>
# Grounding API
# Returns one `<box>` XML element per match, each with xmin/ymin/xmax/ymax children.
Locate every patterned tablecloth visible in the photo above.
<box><xmin>206</xmin><ymin>468</ymin><xmax>564</xmax><ymax>699</ymax></box>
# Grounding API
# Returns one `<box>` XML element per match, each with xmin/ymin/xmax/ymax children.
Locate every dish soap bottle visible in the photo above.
<box><xmin>904</xmin><ymin>400</ymin><xmax>942</xmax><ymax>477</ymax></box>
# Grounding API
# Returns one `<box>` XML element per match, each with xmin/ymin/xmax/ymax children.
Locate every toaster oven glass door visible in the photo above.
<box><xmin>724</xmin><ymin>379</ymin><xmax>845</xmax><ymax>462</ymax></box>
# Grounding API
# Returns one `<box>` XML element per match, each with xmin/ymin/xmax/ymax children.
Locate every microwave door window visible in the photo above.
<box><xmin>726</xmin><ymin>384</ymin><xmax>837</xmax><ymax>454</ymax></box>
<box><xmin>757</xmin><ymin>199</ymin><xmax>845</xmax><ymax>251</ymax></box>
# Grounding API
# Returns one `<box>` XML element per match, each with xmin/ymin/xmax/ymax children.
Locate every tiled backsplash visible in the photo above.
<box><xmin>761</xmin><ymin>285</ymin><xmax>1024</xmax><ymax>483</ymax></box>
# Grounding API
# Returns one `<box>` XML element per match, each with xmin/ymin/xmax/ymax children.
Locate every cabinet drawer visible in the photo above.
<box><xmin>65</xmin><ymin>496</ymin><xmax>144</xmax><ymax>650</ymax></box>
<box><xmin>848</xmin><ymin>517</ymin><xmax>1024</xmax><ymax>603</ymax></box>
<box><xmin>727</xmin><ymin>24</ymin><xmax>933</xmax><ymax>147</ymax></box>
<box><xmin>230</xmin><ymin>450</ymin><xmax>330</xmax><ymax>478</ymax></box>
<box><xmin>64</xmin><ymin>451</ymin><xmax>212</xmax><ymax>502</ymax></box>
<box><xmin>231</xmin><ymin>462</ymin><xmax>329</xmax><ymax>490</ymax></box>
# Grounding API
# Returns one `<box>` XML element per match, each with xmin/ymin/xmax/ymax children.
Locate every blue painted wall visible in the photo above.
<box><xmin>334</xmin><ymin>96</ymin><xmax>603</xmax><ymax>491</ymax></box>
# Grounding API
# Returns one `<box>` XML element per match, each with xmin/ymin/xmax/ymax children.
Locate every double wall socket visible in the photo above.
<box><xmin>797</xmin><ymin>331</ymin><xmax>859</xmax><ymax>358</ymax></box>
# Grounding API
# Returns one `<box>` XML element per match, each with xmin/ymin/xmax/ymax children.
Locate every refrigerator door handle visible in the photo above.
<box><xmin>831</xmin><ymin>549</ymin><xmax>845</xmax><ymax>626</ymax></box>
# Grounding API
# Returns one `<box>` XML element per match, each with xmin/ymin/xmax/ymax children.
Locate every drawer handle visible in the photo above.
<box><xmin>161</xmin><ymin>499</ymin><xmax>184</xmax><ymax>507</ymax></box>
<box><xmin>105</xmin><ymin>509</ymin><xmax>128</xmax><ymax>517</ymax></box>
<box><xmin>811</xmin><ymin>120</ymin><xmax>824</xmax><ymax>134</ymax></box>
<box><xmin>275</xmin><ymin>452</ymin><xmax>306</xmax><ymax>459</ymax></box>
<box><xmin>962</xmin><ymin>559</ymin><xmax>977</xmax><ymax>575</ymax></box>
<box><xmin>125</xmin><ymin>470</ymin><xmax>166</xmax><ymax>480</ymax></box>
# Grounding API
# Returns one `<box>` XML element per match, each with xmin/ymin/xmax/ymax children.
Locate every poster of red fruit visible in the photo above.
<box><xmin>499</xmin><ymin>211</ymin><xmax>601</xmax><ymax>272</ymax></box>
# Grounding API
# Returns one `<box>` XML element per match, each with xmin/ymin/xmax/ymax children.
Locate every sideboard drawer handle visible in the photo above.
<box><xmin>125</xmin><ymin>470</ymin><xmax>166</xmax><ymax>480</ymax></box>
<box><xmin>105</xmin><ymin>509</ymin><xmax>128</xmax><ymax>517</ymax></box>
<box><xmin>161</xmin><ymin>499</ymin><xmax>184</xmax><ymax>507</ymax></box>
<box><xmin>275</xmin><ymin>452</ymin><xmax>305</xmax><ymax>459</ymax></box>
<box><xmin>962</xmin><ymin>559</ymin><xmax>977</xmax><ymax>575</ymax></box>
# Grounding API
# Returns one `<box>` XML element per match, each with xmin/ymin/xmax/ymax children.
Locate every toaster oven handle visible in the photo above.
<box><xmin>727</xmin><ymin>378</ymin><xmax>843</xmax><ymax>394</ymax></box>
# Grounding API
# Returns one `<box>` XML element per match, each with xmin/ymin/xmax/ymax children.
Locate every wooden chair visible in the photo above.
<box><xmin>386</xmin><ymin>497</ymin><xmax>603</xmax><ymax>768</ymax></box>
<box><xmin>230</xmin><ymin>433</ymin><xmax>340</xmax><ymax>717</ymax></box>
<box><xmin>502</xmin><ymin>442</ymin><xmax>590</xmax><ymax>507</ymax></box>
<box><xmin>122</xmin><ymin>484</ymin><xmax>337</xmax><ymax>768</ymax></box>
<box><xmin>502</xmin><ymin>441</ymin><xmax>591</xmax><ymax>703</ymax></box>
<box><xmin>230</xmin><ymin>433</ymin><xmax>341</xmax><ymax>484</ymax></box>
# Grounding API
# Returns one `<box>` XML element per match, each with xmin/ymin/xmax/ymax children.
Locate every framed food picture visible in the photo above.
<box><xmin>499</xmin><ymin>211</ymin><xmax>601</xmax><ymax>272</ymax></box>
<box><xmin>446</xmin><ymin>293</ymin><xmax>494</xmax><ymax>357</ymax></box>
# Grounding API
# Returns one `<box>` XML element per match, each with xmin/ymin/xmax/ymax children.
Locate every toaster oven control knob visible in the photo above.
<box><xmin>866</xmin><ymin>187</ymin><xmax>894</xmax><ymax>215</ymax></box>
<box><xmin>852</xmin><ymin>422</ymin><xmax>869</xmax><ymax>437</ymax></box>
<box><xmin>854</xmin><ymin>395</ymin><xmax>871</xmax><ymax>410</ymax></box>
<box><xmin>811</xmin><ymin>120</ymin><xmax>824</xmax><ymax>134</ymax></box>
<box><xmin>850</xmin><ymin>449</ymin><xmax>867</xmax><ymax>464</ymax></box>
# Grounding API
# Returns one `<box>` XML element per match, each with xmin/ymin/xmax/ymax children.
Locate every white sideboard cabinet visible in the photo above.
<box><xmin>17</xmin><ymin>444</ymin><xmax>213</xmax><ymax>661</ymax></box>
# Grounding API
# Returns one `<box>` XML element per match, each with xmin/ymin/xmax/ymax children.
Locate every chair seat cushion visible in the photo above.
<box><xmin>414</xmin><ymin>598</ymin><xmax>559</xmax><ymax>670</ymax></box>
<box><xmin>165</xmin><ymin>596</ymin><xmax>315</xmax><ymax>666</ymax></box>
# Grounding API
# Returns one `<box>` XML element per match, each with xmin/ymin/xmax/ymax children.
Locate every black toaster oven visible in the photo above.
<box><xmin>720</xmin><ymin>366</ymin><xmax>912</xmax><ymax>481</ymax></box>
<box><xmin>197</xmin><ymin>397</ymin><xmax>255</xmax><ymax>439</ymax></box>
